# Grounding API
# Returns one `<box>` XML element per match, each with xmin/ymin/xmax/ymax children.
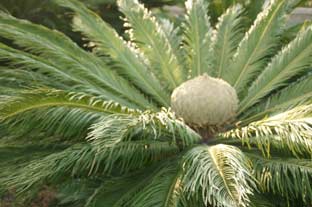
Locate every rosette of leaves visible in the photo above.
<box><xmin>0</xmin><ymin>0</ymin><xmax>312</xmax><ymax>206</ymax></box>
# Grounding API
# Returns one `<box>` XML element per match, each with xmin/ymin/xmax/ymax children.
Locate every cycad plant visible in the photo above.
<box><xmin>0</xmin><ymin>0</ymin><xmax>312</xmax><ymax>206</ymax></box>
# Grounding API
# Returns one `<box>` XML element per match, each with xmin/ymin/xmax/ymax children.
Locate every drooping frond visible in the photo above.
<box><xmin>118</xmin><ymin>0</ymin><xmax>184</xmax><ymax>89</ymax></box>
<box><xmin>240</xmin><ymin>74</ymin><xmax>312</xmax><ymax>123</ymax></box>
<box><xmin>181</xmin><ymin>144</ymin><xmax>256</xmax><ymax>207</ymax></box>
<box><xmin>211</xmin><ymin>4</ymin><xmax>244</xmax><ymax>78</ymax></box>
<box><xmin>0</xmin><ymin>89</ymin><xmax>134</xmax><ymax>121</ymax></box>
<box><xmin>182</xmin><ymin>0</ymin><xmax>213</xmax><ymax>78</ymax></box>
<box><xmin>4</xmin><ymin>107</ymin><xmax>99</xmax><ymax>139</ymax></box>
<box><xmin>0</xmin><ymin>13</ymin><xmax>154</xmax><ymax>109</ymax></box>
<box><xmin>0</xmin><ymin>43</ymin><xmax>77</xmax><ymax>86</ymax></box>
<box><xmin>0</xmin><ymin>89</ymin><xmax>135</xmax><ymax>138</ymax></box>
<box><xmin>118</xmin><ymin>163</ymin><xmax>183</xmax><ymax>207</ymax></box>
<box><xmin>223</xmin><ymin>105</ymin><xmax>312</xmax><ymax>157</ymax></box>
<box><xmin>2</xmin><ymin>140</ymin><xmax>178</xmax><ymax>194</ymax></box>
<box><xmin>79</xmin><ymin>141</ymin><xmax>178</xmax><ymax>176</ymax></box>
<box><xmin>71</xmin><ymin>163</ymin><xmax>175</xmax><ymax>207</ymax></box>
<box><xmin>239</xmin><ymin>26</ymin><xmax>312</xmax><ymax>114</ymax></box>
<box><xmin>55</xmin><ymin>178</ymin><xmax>104</xmax><ymax>207</ymax></box>
<box><xmin>54</xmin><ymin>0</ymin><xmax>170</xmax><ymax>106</ymax></box>
<box><xmin>0</xmin><ymin>67</ymin><xmax>70</xmax><ymax>91</ymax></box>
<box><xmin>246</xmin><ymin>153</ymin><xmax>312</xmax><ymax>204</ymax></box>
<box><xmin>224</xmin><ymin>0</ymin><xmax>297</xmax><ymax>95</ymax></box>
<box><xmin>0</xmin><ymin>43</ymin><xmax>128</xmax><ymax>106</ymax></box>
<box><xmin>87</xmin><ymin>108</ymin><xmax>201</xmax><ymax>148</ymax></box>
<box><xmin>0</xmin><ymin>141</ymin><xmax>67</xmax><ymax>186</ymax></box>
<box><xmin>87</xmin><ymin>114</ymin><xmax>139</xmax><ymax>147</ymax></box>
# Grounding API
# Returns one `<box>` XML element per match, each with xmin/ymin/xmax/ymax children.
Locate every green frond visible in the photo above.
<box><xmin>94</xmin><ymin>167</ymin><xmax>161</xmax><ymax>207</ymax></box>
<box><xmin>4</xmin><ymin>108</ymin><xmax>99</xmax><ymax>139</ymax></box>
<box><xmin>0</xmin><ymin>67</ymin><xmax>70</xmax><ymax>91</ymax></box>
<box><xmin>223</xmin><ymin>105</ymin><xmax>312</xmax><ymax>157</ymax></box>
<box><xmin>0</xmin><ymin>14</ymin><xmax>154</xmax><ymax>109</ymax></box>
<box><xmin>159</xmin><ymin>18</ymin><xmax>185</xmax><ymax>71</ymax></box>
<box><xmin>211</xmin><ymin>4</ymin><xmax>245</xmax><ymax>78</ymax></box>
<box><xmin>246</xmin><ymin>153</ymin><xmax>312</xmax><ymax>203</ymax></box>
<box><xmin>0</xmin><ymin>142</ymin><xmax>67</xmax><ymax>187</ymax></box>
<box><xmin>73</xmin><ymin>164</ymin><xmax>167</xmax><ymax>207</ymax></box>
<box><xmin>249</xmin><ymin>193</ymin><xmax>278</xmax><ymax>207</ymax></box>
<box><xmin>239</xmin><ymin>26</ymin><xmax>312</xmax><ymax>114</ymax></box>
<box><xmin>0</xmin><ymin>43</ymin><xmax>77</xmax><ymax>86</ymax></box>
<box><xmin>80</xmin><ymin>141</ymin><xmax>178</xmax><ymax>176</ymax></box>
<box><xmin>87</xmin><ymin>114</ymin><xmax>139</xmax><ymax>147</ymax></box>
<box><xmin>118</xmin><ymin>163</ymin><xmax>182</xmax><ymax>207</ymax></box>
<box><xmin>0</xmin><ymin>89</ymin><xmax>135</xmax><ymax>138</ymax></box>
<box><xmin>240</xmin><ymin>74</ymin><xmax>312</xmax><ymax>123</ymax></box>
<box><xmin>224</xmin><ymin>0</ymin><xmax>296</xmax><ymax>95</ymax></box>
<box><xmin>181</xmin><ymin>144</ymin><xmax>256</xmax><ymax>207</ymax></box>
<box><xmin>87</xmin><ymin>108</ymin><xmax>201</xmax><ymax>148</ymax></box>
<box><xmin>0</xmin><ymin>44</ymin><xmax>132</xmax><ymax>106</ymax></box>
<box><xmin>1</xmin><ymin>141</ymin><xmax>177</xmax><ymax>194</ymax></box>
<box><xmin>0</xmin><ymin>89</ymin><xmax>133</xmax><ymax>121</ymax></box>
<box><xmin>118</xmin><ymin>0</ymin><xmax>184</xmax><ymax>90</ymax></box>
<box><xmin>56</xmin><ymin>178</ymin><xmax>103</xmax><ymax>207</ymax></box>
<box><xmin>54</xmin><ymin>0</ymin><xmax>170</xmax><ymax>106</ymax></box>
<box><xmin>182</xmin><ymin>0</ymin><xmax>213</xmax><ymax>78</ymax></box>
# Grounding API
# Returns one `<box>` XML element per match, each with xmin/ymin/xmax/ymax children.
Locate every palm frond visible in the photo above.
<box><xmin>80</xmin><ymin>141</ymin><xmax>178</xmax><ymax>176</ymax></box>
<box><xmin>239</xmin><ymin>26</ymin><xmax>312</xmax><ymax>114</ymax></box>
<box><xmin>73</xmin><ymin>163</ymin><xmax>169</xmax><ymax>207</ymax></box>
<box><xmin>54</xmin><ymin>0</ymin><xmax>170</xmax><ymax>106</ymax></box>
<box><xmin>0</xmin><ymin>89</ymin><xmax>134</xmax><ymax>138</ymax></box>
<box><xmin>0</xmin><ymin>141</ymin><xmax>67</xmax><ymax>185</ymax></box>
<box><xmin>182</xmin><ymin>0</ymin><xmax>213</xmax><ymax>78</ymax></box>
<box><xmin>0</xmin><ymin>14</ymin><xmax>154</xmax><ymax>109</ymax></box>
<box><xmin>246</xmin><ymin>153</ymin><xmax>312</xmax><ymax>204</ymax></box>
<box><xmin>181</xmin><ymin>144</ymin><xmax>256</xmax><ymax>207</ymax></box>
<box><xmin>0</xmin><ymin>67</ymin><xmax>70</xmax><ymax>91</ymax></box>
<box><xmin>56</xmin><ymin>178</ymin><xmax>102</xmax><ymax>207</ymax></box>
<box><xmin>0</xmin><ymin>89</ymin><xmax>133</xmax><ymax>121</ymax></box>
<box><xmin>4</xmin><ymin>107</ymin><xmax>99</xmax><ymax>139</ymax></box>
<box><xmin>0</xmin><ymin>43</ymin><xmax>147</xmax><ymax>109</ymax></box>
<box><xmin>224</xmin><ymin>0</ymin><xmax>296</xmax><ymax>95</ymax></box>
<box><xmin>211</xmin><ymin>4</ymin><xmax>245</xmax><ymax>78</ymax></box>
<box><xmin>0</xmin><ymin>43</ymin><xmax>77</xmax><ymax>86</ymax></box>
<box><xmin>119</xmin><ymin>162</ymin><xmax>182</xmax><ymax>207</ymax></box>
<box><xmin>1</xmin><ymin>141</ymin><xmax>178</xmax><ymax>194</ymax></box>
<box><xmin>159</xmin><ymin>18</ymin><xmax>185</xmax><ymax>71</ymax></box>
<box><xmin>87</xmin><ymin>108</ymin><xmax>201</xmax><ymax>148</ymax></box>
<box><xmin>118</xmin><ymin>0</ymin><xmax>184</xmax><ymax>90</ymax></box>
<box><xmin>240</xmin><ymin>74</ymin><xmax>312</xmax><ymax>123</ymax></box>
<box><xmin>223</xmin><ymin>105</ymin><xmax>312</xmax><ymax>157</ymax></box>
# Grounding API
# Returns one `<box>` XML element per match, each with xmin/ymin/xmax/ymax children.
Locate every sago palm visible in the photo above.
<box><xmin>0</xmin><ymin>0</ymin><xmax>312</xmax><ymax>206</ymax></box>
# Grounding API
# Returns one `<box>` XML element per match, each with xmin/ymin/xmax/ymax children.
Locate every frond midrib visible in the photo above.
<box><xmin>246</xmin><ymin>152</ymin><xmax>312</xmax><ymax>171</ymax></box>
<box><xmin>216</xmin><ymin>22</ymin><xmax>229</xmax><ymax>78</ymax></box>
<box><xmin>163</xmin><ymin>168</ymin><xmax>182</xmax><ymax>207</ymax></box>
<box><xmin>1</xmin><ymin>101</ymin><xmax>117</xmax><ymax>120</ymax></box>
<box><xmin>126</xmin><ymin>10</ymin><xmax>179</xmax><ymax>88</ymax></box>
<box><xmin>233</xmin><ymin>1</ymin><xmax>284</xmax><ymax>89</ymax></box>
<box><xmin>240</xmin><ymin>90</ymin><xmax>312</xmax><ymax>124</ymax></box>
<box><xmin>209</xmin><ymin>147</ymin><xmax>236</xmax><ymax>204</ymax></box>
<box><xmin>238</xmin><ymin>40</ymin><xmax>312</xmax><ymax>114</ymax></box>
<box><xmin>193</xmin><ymin>5</ymin><xmax>202</xmax><ymax>76</ymax></box>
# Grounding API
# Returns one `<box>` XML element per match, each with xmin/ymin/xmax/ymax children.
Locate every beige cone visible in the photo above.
<box><xmin>171</xmin><ymin>74</ymin><xmax>238</xmax><ymax>127</ymax></box>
